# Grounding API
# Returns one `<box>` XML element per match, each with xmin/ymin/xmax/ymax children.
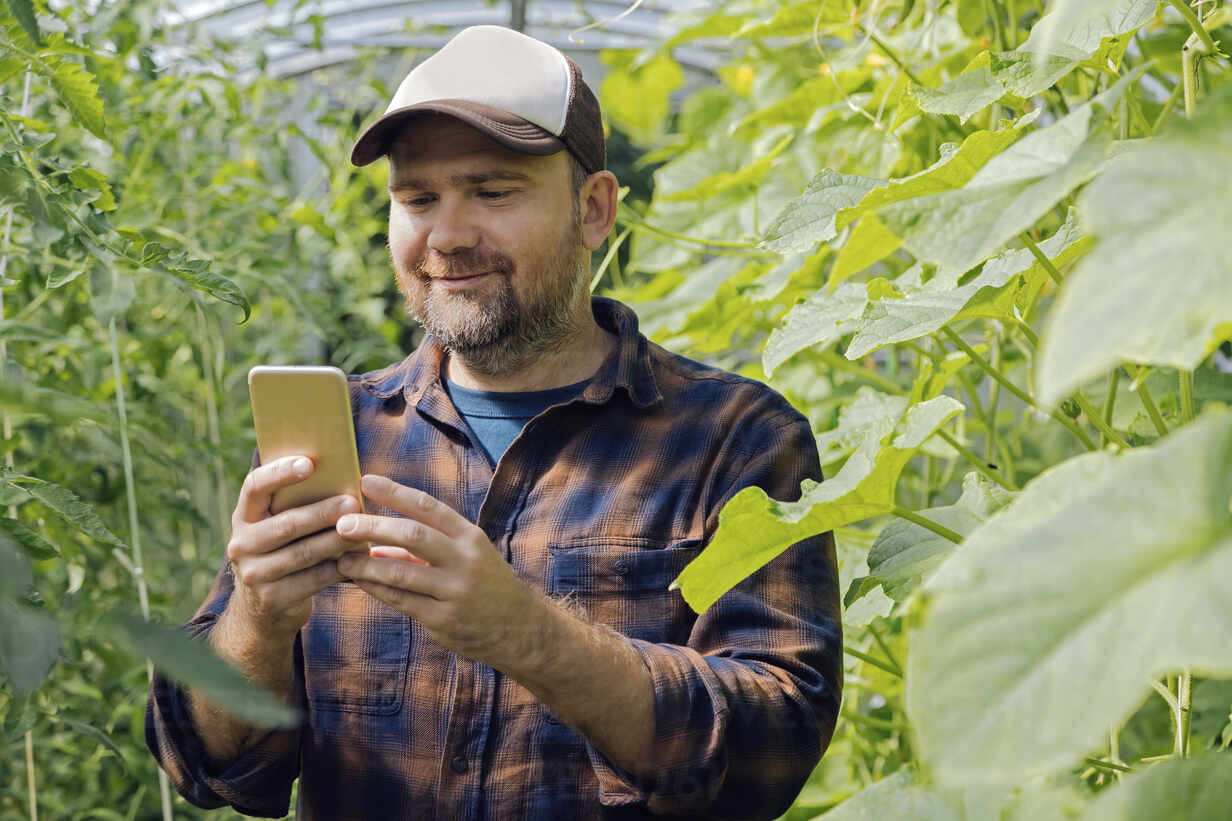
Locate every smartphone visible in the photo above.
<box><xmin>248</xmin><ymin>365</ymin><xmax>367</xmax><ymax>551</ymax></box>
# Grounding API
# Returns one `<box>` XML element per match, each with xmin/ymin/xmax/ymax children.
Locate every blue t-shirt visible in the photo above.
<box><xmin>443</xmin><ymin>375</ymin><xmax>592</xmax><ymax>468</ymax></box>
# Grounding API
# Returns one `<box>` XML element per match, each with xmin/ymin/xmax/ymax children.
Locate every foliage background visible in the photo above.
<box><xmin>1</xmin><ymin>0</ymin><xmax>1230</xmax><ymax>819</ymax></box>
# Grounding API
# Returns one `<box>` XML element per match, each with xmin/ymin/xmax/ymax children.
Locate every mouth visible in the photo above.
<box><xmin>433</xmin><ymin>272</ymin><xmax>493</xmax><ymax>289</ymax></box>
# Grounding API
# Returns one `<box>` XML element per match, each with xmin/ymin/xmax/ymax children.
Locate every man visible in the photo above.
<box><xmin>147</xmin><ymin>25</ymin><xmax>842</xmax><ymax>820</ymax></box>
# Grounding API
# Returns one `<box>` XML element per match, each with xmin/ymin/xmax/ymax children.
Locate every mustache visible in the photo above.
<box><xmin>408</xmin><ymin>248</ymin><xmax>514</xmax><ymax>280</ymax></box>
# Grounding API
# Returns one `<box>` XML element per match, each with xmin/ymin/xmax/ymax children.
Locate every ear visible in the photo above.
<box><xmin>578</xmin><ymin>170</ymin><xmax>619</xmax><ymax>252</ymax></box>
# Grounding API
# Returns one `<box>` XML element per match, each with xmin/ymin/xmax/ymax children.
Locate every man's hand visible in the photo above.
<box><xmin>226</xmin><ymin>455</ymin><xmax>360</xmax><ymax>640</ymax></box>
<box><xmin>334</xmin><ymin>474</ymin><xmax>546</xmax><ymax>670</ymax></box>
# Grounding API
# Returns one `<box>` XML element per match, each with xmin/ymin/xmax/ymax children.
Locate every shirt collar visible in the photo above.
<box><xmin>358</xmin><ymin>296</ymin><xmax>663</xmax><ymax>410</ymax></box>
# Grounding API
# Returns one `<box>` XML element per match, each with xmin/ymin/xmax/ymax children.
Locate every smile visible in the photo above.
<box><xmin>434</xmin><ymin>272</ymin><xmax>493</xmax><ymax>290</ymax></box>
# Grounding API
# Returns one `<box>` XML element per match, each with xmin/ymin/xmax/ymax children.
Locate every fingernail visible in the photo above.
<box><xmin>361</xmin><ymin>474</ymin><xmax>378</xmax><ymax>491</ymax></box>
<box><xmin>293</xmin><ymin>457</ymin><xmax>312</xmax><ymax>475</ymax></box>
<box><xmin>337</xmin><ymin>514</ymin><xmax>357</xmax><ymax>534</ymax></box>
<box><xmin>339</xmin><ymin>497</ymin><xmax>358</xmax><ymax>513</ymax></box>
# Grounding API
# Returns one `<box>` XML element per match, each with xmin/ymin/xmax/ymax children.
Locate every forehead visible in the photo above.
<box><xmin>386</xmin><ymin>115</ymin><xmax>558</xmax><ymax>182</ymax></box>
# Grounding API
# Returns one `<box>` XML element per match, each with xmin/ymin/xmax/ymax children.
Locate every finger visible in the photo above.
<box><xmin>240</xmin><ymin>494</ymin><xmax>359</xmax><ymax>556</ymax></box>
<box><xmin>234</xmin><ymin>456</ymin><xmax>314</xmax><ymax>524</ymax></box>
<box><xmin>262</xmin><ymin>559</ymin><xmax>346</xmax><ymax>611</ymax></box>
<box><xmin>352</xmin><ymin>578</ymin><xmax>439</xmax><ymax>621</ymax></box>
<box><xmin>338</xmin><ymin>553</ymin><xmax>453</xmax><ymax>601</ymax></box>
<box><xmin>360</xmin><ymin>474</ymin><xmax>471</xmax><ymax>540</ymax></box>
<box><xmin>237</xmin><ymin>528</ymin><xmax>357</xmax><ymax>586</ymax></box>
<box><xmin>369</xmin><ymin>545</ymin><xmax>429</xmax><ymax>565</ymax></box>
<box><xmin>335</xmin><ymin>512</ymin><xmax>452</xmax><ymax>566</ymax></box>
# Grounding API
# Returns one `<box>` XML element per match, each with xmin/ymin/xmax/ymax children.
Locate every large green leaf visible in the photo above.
<box><xmin>844</xmin><ymin>212</ymin><xmax>1090</xmax><ymax>359</ymax></box>
<box><xmin>0</xmin><ymin>516</ymin><xmax>59</xmax><ymax>560</ymax></box>
<box><xmin>850</xmin><ymin>472</ymin><xmax>1015</xmax><ymax>604</ymax></box>
<box><xmin>1</xmin><ymin>469</ymin><xmax>126</xmax><ymax>549</ymax></box>
<box><xmin>763</xmin><ymin>279</ymin><xmax>871</xmax><ymax>376</ymax></box>
<box><xmin>0</xmin><ymin>600</ymin><xmax>60</xmax><ymax>695</ymax></box>
<box><xmin>762</xmin><ymin>170</ymin><xmax>886</xmax><ymax>254</ymax></box>
<box><xmin>111</xmin><ymin>615</ymin><xmax>299</xmax><ymax>728</ymax></box>
<box><xmin>1036</xmin><ymin>85</ymin><xmax>1232</xmax><ymax>408</ymax></box>
<box><xmin>41</xmin><ymin>55</ymin><xmax>106</xmax><ymax>140</ymax></box>
<box><xmin>1083</xmin><ymin>753</ymin><xmax>1232</xmax><ymax>821</ymax></box>
<box><xmin>5</xmin><ymin>0</ymin><xmax>42</xmax><ymax>47</ymax></box>
<box><xmin>910</xmin><ymin>53</ymin><xmax>1005</xmax><ymax>123</ymax></box>
<box><xmin>877</xmin><ymin>96</ymin><xmax>1111</xmax><ymax>274</ymax></box>
<box><xmin>907</xmin><ymin>410</ymin><xmax>1232</xmax><ymax>784</ymax></box>
<box><xmin>671</xmin><ymin>393</ymin><xmax>963</xmax><ymax>613</ymax></box>
<box><xmin>834</xmin><ymin>112</ymin><xmax>1038</xmax><ymax>233</ymax></box>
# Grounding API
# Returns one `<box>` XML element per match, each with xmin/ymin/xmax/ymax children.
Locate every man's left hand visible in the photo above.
<box><xmin>335</xmin><ymin>474</ymin><xmax>549</xmax><ymax>670</ymax></box>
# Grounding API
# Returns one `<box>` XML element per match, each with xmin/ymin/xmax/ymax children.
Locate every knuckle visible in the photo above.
<box><xmin>413</xmin><ymin>490</ymin><xmax>434</xmax><ymax>512</ymax></box>
<box><xmin>400</xmin><ymin>520</ymin><xmax>423</xmax><ymax>545</ymax></box>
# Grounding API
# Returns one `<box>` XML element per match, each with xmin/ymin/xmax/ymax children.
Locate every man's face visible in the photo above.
<box><xmin>385</xmin><ymin>115</ymin><xmax>588</xmax><ymax>376</ymax></box>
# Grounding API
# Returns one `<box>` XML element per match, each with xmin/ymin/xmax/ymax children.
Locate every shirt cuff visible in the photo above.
<box><xmin>583</xmin><ymin>639</ymin><xmax>731</xmax><ymax>814</ymax></box>
<box><xmin>145</xmin><ymin>629</ymin><xmax>304</xmax><ymax>817</ymax></box>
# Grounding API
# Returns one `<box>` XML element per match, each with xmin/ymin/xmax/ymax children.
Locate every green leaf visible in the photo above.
<box><xmin>844</xmin><ymin>212</ymin><xmax>1090</xmax><ymax>359</ymax></box>
<box><xmin>834</xmin><ymin>113</ymin><xmax>1039</xmax><ymax>232</ymax></box>
<box><xmin>118</xmin><ymin>239</ymin><xmax>251</xmax><ymax>321</ymax></box>
<box><xmin>1024</xmin><ymin>0</ymin><xmax>1157</xmax><ymax>65</ymax></box>
<box><xmin>671</xmin><ymin>394</ymin><xmax>963</xmax><ymax>613</ymax></box>
<box><xmin>814</xmin><ymin>769</ymin><xmax>961</xmax><ymax>821</ymax></box>
<box><xmin>828</xmin><ymin>214</ymin><xmax>902</xmax><ymax>291</ymax></box>
<box><xmin>1</xmin><ymin>469</ymin><xmax>126</xmax><ymax>549</ymax></box>
<box><xmin>0</xmin><ymin>320</ymin><xmax>60</xmax><ymax>342</ymax></box>
<box><xmin>110</xmin><ymin>615</ymin><xmax>299</xmax><ymax>728</ymax></box>
<box><xmin>1037</xmin><ymin>85</ymin><xmax>1232</xmax><ymax>408</ymax></box>
<box><xmin>67</xmin><ymin>164</ymin><xmax>116</xmax><ymax>211</ymax></box>
<box><xmin>877</xmin><ymin>94</ymin><xmax>1113</xmax><ymax>274</ymax></box>
<box><xmin>88</xmin><ymin>259</ymin><xmax>135</xmax><ymax>325</ymax></box>
<box><xmin>599</xmin><ymin>52</ymin><xmax>683</xmax><ymax>142</ymax></box>
<box><xmin>907</xmin><ymin>410</ymin><xmax>1232</xmax><ymax>784</ymax></box>
<box><xmin>763</xmin><ymin>279</ymin><xmax>871</xmax><ymax>376</ymax></box>
<box><xmin>661</xmin><ymin>134</ymin><xmax>792</xmax><ymax>202</ymax></box>
<box><xmin>762</xmin><ymin>169</ymin><xmax>886</xmax><ymax>254</ymax></box>
<box><xmin>42</xmin><ymin>55</ymin><xmax>106</xmax><ymax>140</ymax></box>
<box><xmin>0</xmin><ymin>600</ymin><xmax>60</xmax><ymax>695</ymax></box>
<box><xmin>5</xmin><ymin>0</ymin><xmax>42</xmax><ymax>47</ymax></box>
<box><xmin>911</xmin><ymin>53</ymin><xmax>1005</xmax><ymax>123</ymax></box>
<box><xmin>1083</xmin><ymin>752</ymin><xmax>1232</xmax><ymax>821</ymax></box>
<box><xmin>865</xmin><ymin>472</ymin><xmax>1015</xmax><ymax>602</ymax></box>
<box><xmin>57</xmin><ymin>716</ymin><xmax>128</xmax><ymax>771</ymax></box>
<box><xmin>0</xmin><ymin>530</ymin><xmax>32</xmax><ymax>597</ymax></box>
<box><xmin>731</xmin><ymin>0</ymin><xmax>854</xmax><ymax>39</ymax></box>
<box><xmin>0</xmin><ymin>516</ymin><xmax>59</xmax><ymax>560</ymax></box>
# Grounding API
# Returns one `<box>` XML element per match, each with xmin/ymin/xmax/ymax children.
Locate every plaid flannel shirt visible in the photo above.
<box><xmin>146</xmin><ymin>296</ymin><xmax>842</xmax><ymax>820</ymax></box>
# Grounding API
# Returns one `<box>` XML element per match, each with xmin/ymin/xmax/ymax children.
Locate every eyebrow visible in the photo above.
<box><xmin>389</xmin><ymin>170</ymin><xmax>533</xmax><ymax>193</ymax></box>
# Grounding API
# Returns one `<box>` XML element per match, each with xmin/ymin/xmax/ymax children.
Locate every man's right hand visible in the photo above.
<box><xmin>225</xmin><ymin>455</ymin><xmax>360</xmax><ymax>640</ymax></box>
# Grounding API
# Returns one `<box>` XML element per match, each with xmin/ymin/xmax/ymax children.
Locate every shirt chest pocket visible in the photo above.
<box><xmin>301</xmin><ymin>582</ymin><xmax>411</xmax><ymax>715</ymax></box>
<box><xmin>547</xmin><ymin>536</ymin><xmax>702</xmax><ymax>645</ymax></box>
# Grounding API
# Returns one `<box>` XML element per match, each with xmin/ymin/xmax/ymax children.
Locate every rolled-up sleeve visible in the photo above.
<box><xmin>583</xmin><ymin>409</ymin><xmax>843</xmax><ymax>819</ymax></box>
<box><xmin>145</xmin><ymin>448</ymin><xmax>304</xmax><ymax>817</ymax></box>
<box><xmin>144</xmin><ymin>560</ymin><xmax>305</xmax><ymax>817</ymax></box>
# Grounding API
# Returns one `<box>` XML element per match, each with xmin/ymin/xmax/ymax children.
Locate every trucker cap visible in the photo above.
<box><xmin>350</xmin><ymin>25</ymin><xmax>606</xmax><ymax>175</ymax></box>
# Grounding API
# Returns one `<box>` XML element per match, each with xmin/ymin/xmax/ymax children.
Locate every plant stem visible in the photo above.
<box><xmin>891</xmin><ymin>506</ymin><xmax>964</xmax><ymax>544</ymax></box>
<box><xmin>934</xmin><ymin>427</ymin><xmax>1018</xmax><ymax>490</ymax></box>
<box><xmin>867</xmin><ymin>620</ymin><xmax>903</xmax><ymax>676</ymax></box>
<box><xmin>1101</xmin><ymin>369</ymin><xmax>1120</xmax><ymax>448</ymax></box>
<box><xmin>1085</xmin><ymin>756</ymin><xmax>1132</xmax><ymax>774</ymax></box>
<box><xmin>1021</xmin><ymin>232</ymin><xmax>1065</xmax><ymax>285</ymax></box>
<box><xmin>1131</xmin><ymin>366</ymin><xmax>1170</xmax><ymax>436</ymax></box>
<box><xmin>1151</xmin><ymin>677</ymin><xmax>1179</xmax><ymax>712</ymax></box>
<box><xmin>844</xmin><ymin>645</ymin><xmax>903</xmax><ymax>677</ymax></box>
<box><xmin>1151</xmin><ymin>74</ymin><xmax>1185</xmax><ymax>135</ymax></box>
<box><xmin>1177</xmin><ymin>671</ymin><xmax>1192</xmax><ymax>757</ymax></box>
<box><xmin>1179</xmin><ymin>370</ymin><xmax>1195</xmax><ymax>424</ymax></box>
<box><xmin>616</xmin><ymin>205</ymin><xmax>765</xmax><ymax>251</ymax></box>
<box><xmin>108</xmin><ymin>317</ymin><xmax>175</xmax><ymax>821</ymax></box>
<box><xmin>941</xmin><ymin>327</ymin><xmax>1098</xmax><ymax>451</ymax></box>
<box><xmin>983</xmin><ymin>0</ymin><xmax>1009</xmax><ymax>52</ymax></box>
<box><xmin>1181</xmin><ymin>38</ymin><xmax>1200</xmax><ymax>118</ymax></box>
<box><xmin>861</xmin><ymin>27</ymin><xmax>926</xmax><ymax>86</ymax></box>
<box><xmin>590</xmin><ymin>226</ymin><xmax>632</xmax><ymax>292</ymax></box>
<box><xmin>1072</xmin><ymin>393</ymin><xmax>1131</xmax><ymax>450</ymax></box>
<box><xmin>985</xmin><ymin>331</ymin><xmax>1002</xmax><ymax>463</ymax></box>
<box><xmin>25</xmin><ymin>730</ymin><xmax>37</xmax><ymax>821</ymax></box>
<box><xmin>818</xmin><ymin>350</ymin><xmax>906</xmax><ymax>395</ymax></box>
<box><xmin>1167</xmin><ymin>0</ymin><xmax>1219</xmax><ymax>55</ymax></box>
<box><xmin>843</xmin><ymin>710</ymin><xmax>911</xmax><ymax>732</ymax></box>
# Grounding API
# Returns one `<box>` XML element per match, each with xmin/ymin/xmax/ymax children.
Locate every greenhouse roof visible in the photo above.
<box><xmin>157</xmin><ymin>0</ymin><xmax>731</xmax><ymax>79</ymax></box>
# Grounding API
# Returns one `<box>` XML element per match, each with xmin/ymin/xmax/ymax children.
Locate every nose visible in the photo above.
<box><xmin>426</xmin><ymin>197</ymin><xmax>479</xmax><ymax>255</ymax></box>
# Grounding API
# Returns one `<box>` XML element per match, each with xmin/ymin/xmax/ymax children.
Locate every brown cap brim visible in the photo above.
<box><xmin>350</xmin><ymin>99</ymin><xmax>565</xmax><ymax>167</ymax></box>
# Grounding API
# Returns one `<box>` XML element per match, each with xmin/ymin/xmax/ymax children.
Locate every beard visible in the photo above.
<box><xmin>390</xmin><ymin>210</ymin><xmax>588</xmax><ymax>378</ymax></box>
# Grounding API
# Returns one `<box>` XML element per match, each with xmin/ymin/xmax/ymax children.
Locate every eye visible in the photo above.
<box><xmin>478</xmin><ymin>190</ymin><xmax>512</xmax><ymax>200</ymax></box>
<box><xmin>402</xmin><ymin>195</ymin><xmax>434</xmax><ymax>208</ymax></box>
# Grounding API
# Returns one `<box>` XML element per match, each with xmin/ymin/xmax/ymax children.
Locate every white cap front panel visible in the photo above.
<box><xmin>386</xmin><ymin>26</ymin><xmax>572</xmax><ymax>136</ymax></box>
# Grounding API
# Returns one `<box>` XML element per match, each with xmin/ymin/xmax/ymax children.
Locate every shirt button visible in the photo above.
<box><xmin>612</xmin><ymin>559</ymin><xmax>630</xmax><ymax>575</ymax></box>
<box><xmin>450</xmin><ymin>756</ymin><xmax>468</xmax><ymax>775</ymax></box>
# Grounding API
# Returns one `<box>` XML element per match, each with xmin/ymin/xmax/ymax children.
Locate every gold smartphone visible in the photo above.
<box><xmin>248</xmin><ymin>365</ymin><xmax>367</xmax><ymax>551</ymax></box>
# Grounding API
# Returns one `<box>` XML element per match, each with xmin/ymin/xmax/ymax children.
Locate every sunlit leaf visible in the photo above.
<box><xmin>762</xmin><ymin>170</ymin><xmax>885</xmax><ymax>253</ymax></box>
<box><xmin>42</xmin><ymin>55</ymin><xmax>106</xmax><ymax>140</ymax></box>
<box><xmin>911</xmin><ymin>53</ymin><xmax>1005</xmax><ymax>123</ymax></box>
<box><xmin>672</xmin><ymin>394</ymin><xmax>962</xmax><ymax>613</ymax></box>
<box><xmin>908</xmin><ymin>411</ymin><xmax>1232</xmax><ymax>784</ymax></box>
<box><xmin>763</xmin><ymin>279</ymin><xmax>870</xmax><ymax>376</ymax></box>
<box><xmin>1</xmin><ymin>468</ymin><xmax>126</xmax><ymax>549</ymax></box>
<box><xmin>1037</xmin><ymin>84</ymin><xmax>1232</xmax><ymax>407</ymax></box>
